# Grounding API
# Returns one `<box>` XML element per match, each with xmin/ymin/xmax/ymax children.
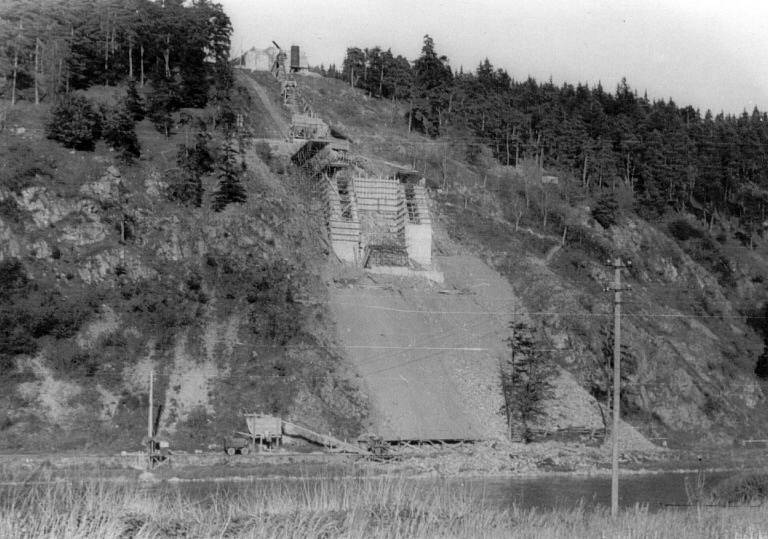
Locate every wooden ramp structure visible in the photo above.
<box><xmin>230</xmin><ymin>414</ymin><xmax>369</xmax><ymax>455</ymax></box>
<box><xmin>281</xmin><ymin>420</ymin><xmax>368</xmax><ymax>454</ymax></box>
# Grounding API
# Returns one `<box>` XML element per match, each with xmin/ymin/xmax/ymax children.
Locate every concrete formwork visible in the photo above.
<box><xmin>325</xmin><ymin>176</ymin><xmax>361</xmax><ymax>264</ymax></box>
<box><xmin>353</xmin><ymin>177</ymin><xmax>405</xmax><ymax>250</ymax></box>
<box><xmin>404</xmin><ymin>185</ymin><xmax>432</xmax><ymax>267</ymax></box>
<box><xmin>326</xmin><ymin>176</ymin><xmax>434</xmax><ymax>269</ymax></box>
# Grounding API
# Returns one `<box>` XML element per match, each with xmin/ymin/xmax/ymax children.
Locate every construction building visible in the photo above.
<box><xmin>235</xmin><ymin>44</ymin><xmax>308</xmax><ymax>74</ymax></box>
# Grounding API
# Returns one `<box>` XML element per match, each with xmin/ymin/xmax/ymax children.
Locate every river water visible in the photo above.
<box><xmin>462</xmin><ymin>471</ymin><xmax>732</xmax><ymax>510</ymax></box>
<box><xmin>165</xmin><ymin>470</ymin><xmax>733</xmax><ymax>512</ymax></box>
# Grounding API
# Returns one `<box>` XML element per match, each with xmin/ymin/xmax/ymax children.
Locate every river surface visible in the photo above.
<box><xmin>165</xmin><ymin>471</ymin><xmax>733</xmax><ymax>511</ymax></box>
<box><xmin>465</xmin><ymin>471</ymin><xmax>731</xmax><ymax>510</ymax></box>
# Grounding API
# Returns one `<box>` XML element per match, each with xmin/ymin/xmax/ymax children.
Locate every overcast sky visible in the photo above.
<box><xmin>221</xmin><ymin>0</ymin><xmax>768</xmax><ymax>115</ymax></box>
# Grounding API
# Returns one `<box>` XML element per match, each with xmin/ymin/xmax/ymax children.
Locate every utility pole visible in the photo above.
<box><xmin>147</xmin><ymin>369</ymin><xmax>153</xmax><ymax>468</ymax></box>
<box><xmin>148</xmin><ymin>369</ymin><xmax>153</xmax><ymax>440</ymax></box>
<box><xmin>605</xmin><ymin>257</ymin><xmax>630</xmax><ymax>517</ymax></box>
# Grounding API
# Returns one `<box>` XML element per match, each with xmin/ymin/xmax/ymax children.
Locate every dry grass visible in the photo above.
<box><xmin>1</xmin><ymin>474</ymin><xmax>767</xmax><ymax>538</ymax></box>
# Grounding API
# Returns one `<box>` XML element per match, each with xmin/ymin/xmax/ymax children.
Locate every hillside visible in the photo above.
<box><xmin>0</xmin><ymin>86</ymin><xmax>369</xmax><ymax>450</ymax></box>
<box><xmin>287</xmin><ymin>72</ymin><xmax>768</xmax><ymax>447</ymax></box>
<box><xmin>1</xmin><ymin>65</ymin><xmax>768</xmax><ymax>452</ymax></box>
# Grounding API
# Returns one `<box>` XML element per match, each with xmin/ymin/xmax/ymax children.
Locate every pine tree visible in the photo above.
<box><xmin>500</xmin><ymin>321</ymin><xmax>556</xmax><ymax>442</ymax></box>
<box><xmin>211</xmin><ymin>140</ymin><xmax>246</xmax><ymax>211</ymax></box>
<box><xmin>46</xmin><ymin>94</ymin><xmax>101</xmax><ymax>150</ymax></box>
<box><xmin>411</xmin><ymin>35</ymin><xmax>453</xmax><ymax>137</ymax></box>
<box><xmin>125</xmin><ymin>79</ymin><xmax>145</xmax><ymax>121</ymax></box>
<box><xmin>147</xmin><ymin>76</ymin><xmax>180</xmax><ymax>137</ymax></box>
<box><xmin>101</xmin><ymin>103</ymin><xmax>140</xmax><ymax>162</ymax></box>
<box><xmin>166</xmin><ymin>131</ymin><xmax>213</xmax><ymax>207</ymax></box>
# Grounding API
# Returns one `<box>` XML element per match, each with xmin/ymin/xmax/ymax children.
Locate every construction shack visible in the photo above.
<box><xmin>245</xmin><ymin>413</ymin><xmax>282</xmax><ymax>448</ymax></box>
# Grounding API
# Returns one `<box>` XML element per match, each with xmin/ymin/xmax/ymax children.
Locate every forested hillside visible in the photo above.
<box><xmin>330</xmin><ymin>36</ymin><xmax>768</xmax><ymax>241</ymax></box>
<box><xmin>307</xmin><ymin>35</ymin><xmax>768</xmax><ymax>445</ymax></box>
<box><xmin>0</xmin><ymin>0</ymin><xmax>232</xmax><ymax>104</ymax></box>
<box><xmin>3</xmin><ymin>2</ymin><xmax>768</xmax><ymax>449</ymax></box>
<box><xmin>0</xmin><ymin>1</ymin><xmax>369</xmax><ymax>450</ymax></box>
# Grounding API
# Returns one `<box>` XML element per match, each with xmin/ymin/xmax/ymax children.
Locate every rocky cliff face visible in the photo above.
<box><xmin>438</xmin><ymin>186</ymin><xmax>768</xmax><ymax>447</ymax></box>
<box><xmin>0</xmin><ymin>132</ymin><xmax>368</xmax><ymax>450</ymax></box>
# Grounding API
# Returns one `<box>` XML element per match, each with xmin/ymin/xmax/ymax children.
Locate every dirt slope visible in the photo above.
<box><xmin>330</xmin><ymin>256</ymin><xmax>518</xmax><ymax>440</ymax></box>
<box><xmin>238</xmin><ymin>72</ymin><xmax>289</xmax><ymax>138</ymax></box>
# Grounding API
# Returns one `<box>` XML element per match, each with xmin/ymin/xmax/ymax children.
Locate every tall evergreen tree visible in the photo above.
<box><xmin>212</xmin><ymin>139</ymin><xmax>246</xmax><ymax>211</ymax></box>
<box><xmin>500</xmin><ymin>321</ymin><xmax>556</xmax><ymax>442</ymax></box>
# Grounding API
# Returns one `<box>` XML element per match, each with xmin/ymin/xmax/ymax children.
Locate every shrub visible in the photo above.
<box><xmin>166</xmin><ymin>133</ymin><xmax>213</xmax><ymax>207</ymax></box>
<box><xmin>668</xmin><ymin>219</ymin><xmax>704</xmax><ymax>242</ymax></box>
<box><xmin>165</xmin><ymin>168</ymin><xmax>203</xmax><ymax>207</ymax></box>
<box><xmin>177</xmin><ymin>133</ymin><xmax>214</xmax><ymax>176</ymax></box>
<box><xmin>592</xmin><ymin>193</ymin><xmax>620</xmax><ymax>228</ymax></box>
<box><xmin>124</xmin><ymin>79</ymin><xmax>145</xmax><ymax>121</ymax></box>
<box><xmin>46</xmin><ymin>95</ymin><xmax>101</xmax><ymax>150</ymax></box>
<box><xmin>119</xmin><ymin>278</ymin><xmax>199</xmax><ymax>348</ymax></box>
<box><xmin>0</xmin><ymin>141</ymin><xmax>55</xmax><ymax>194</ymax></box>
<box><xmin>147</xmin><ymin>77</ymin><xmax>181</xmax><ymax>137</ymax></box>
<box><xmin>100</xmin><ymin>104</ymin><xmax>140</xmax><ymax>162</ymax></box>
<box><xmin>710</xmin><ymin>473</ymin><xmax>768</xmax><ymax>505</ymax></box>
<box><xmin>0</xmin><ymin>198</ymin><xmax>24</xmax><ymax>223</ymax></box>
<box><xmin>0</xmin><ymin>259</ymin><xmax>100</xmax><ymax>373</ymax></box>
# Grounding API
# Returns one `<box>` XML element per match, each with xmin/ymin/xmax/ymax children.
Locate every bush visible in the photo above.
<box><xmin>166</xmin><ymin>133</ymin><xmax>213</xmax><ymax>207</ymax></box>
<box><xmin>0</xmin><ymin>259</ymin><xmax>100</xmax><ymax>372</ymax></box>
<box><xmin>165</xmin><ymin>168</ymin><xmax>203</xmax><ymax>207</ymax></box>
<box><xmin>0</xmin><ymin>141</ymin><xmax>56</xmax><ymax>194</ymax></box>
<box><xmin>119</xmin><ymin>278</ymin><xmax>200</xmax><ymax>348</ymax></box>
<box><xmin>668</xmin><ymin>219</ymin><xmax>704</xmax><ymax>241</ymax></box>
<box><xmin>100</xmin><ymin>104</ymin><xmax>140</xmax><ymax>162</ymax></box>
<box><xmin>124</xmin><ymin>79</ymin><xmax>145</xmax><ymax>121</ymax></box>
<box><xmin>710</xmin><ymin>473</ymin><xmax>768</xmax><ymax>505</ymax></box>
<box><xmin>177</xmin><ymin>133</ymin><xmax>214</xmax><ymax>176</ymax></box>
<box><xmin>592</xmin><ymin>193</ymin><xmax>619</xmax><ymax>228</ymax></box>
<box><xmin>46</xmin><ymin>95</ymin><xmax>101</xmax><ymax>150</ymax></box>
<box><xmin>0</xmin><ymin>198</ymin><xmax>24</xmax><ymax>223</ymax></box>
<box><xmin>147</xmin><ymin>77</ymin><xmax>181</xmax><ymax>137</ymax></box>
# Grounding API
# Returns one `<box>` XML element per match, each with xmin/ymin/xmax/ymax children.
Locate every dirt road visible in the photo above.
<box><xmin>330</xmin><ymin>256</ymin><xmax>523</xmax><ymax>441</ymax></box>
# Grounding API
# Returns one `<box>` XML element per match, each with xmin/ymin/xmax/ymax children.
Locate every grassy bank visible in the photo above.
<box><xmin>1</xmin><ymin>475</ymin><xmax>767</xmax><ymax>538</ymax></box>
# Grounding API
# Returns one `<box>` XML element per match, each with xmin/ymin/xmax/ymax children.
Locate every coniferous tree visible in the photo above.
<box><xmin>500</xmin><ymin>321</ymin><xmax>556</xmax><ymax>442</ymax></box>
<box><xmin>46</xmin><ymin>94</ymin><xmax>101</xmax><ymax>150</ymax></box>
<box><xmin>411</xmin><ymin>35</ymin><xmax>453</xmax><ymax>136</ymax></box>
<box><xmin>212</xmin><ymin>140</ymin><xmax>246</xmax><ymax>211</ymax></box>
<box><xmin>147</xmin><ymin>76</ymin><xmax>180</xmax><ymax>136</ymax></box>
<box><xmin>124</xmin><ymin>78</ymin><xmax>145</xmax><ymax>121</ymax></box>
<box><xmin>166</xmin><ymin>131</ymin><xmax>213</xmax><ymax>207</ymax></box>
<box><xmin>101</xmin><ymin>102</ymin><xmax>140</xmax><ymax>162</ymax></box>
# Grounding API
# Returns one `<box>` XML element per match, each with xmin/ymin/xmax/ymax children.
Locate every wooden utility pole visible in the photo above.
<box><xmin>147</xmin><ymin>369</ymin><xmax>154</xmax><ymax>467</ymax></box>
<box><xmin>148</xmin><ymin>370</ymin><xmax>153</xmax><ymax>436</ymax></box>
<box><xmin>606</xmin><ymin>257</ymin><xmax>630</xmax><ymax>517</ymax></box>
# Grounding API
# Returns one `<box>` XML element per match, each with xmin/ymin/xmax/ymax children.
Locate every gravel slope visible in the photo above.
<box><xmin>330</xmin><ymin>256</ymin><xmax>518</xmax><ymax>441</ymax></box>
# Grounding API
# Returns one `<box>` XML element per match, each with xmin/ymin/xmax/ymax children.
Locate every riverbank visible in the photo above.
<box><xmin>1</xmin><ymin>440</ymin><xmax>766</xmax><ymax>484</ymax></box>
<box><xmin>1</xmin><ymin>474</ymin><xmax>767</xmax><ymax>538</ymax></box>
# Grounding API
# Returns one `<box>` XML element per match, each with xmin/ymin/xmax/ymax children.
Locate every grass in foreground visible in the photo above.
<box><xmin>1</xmin><ymin>475</ymin><xmax>767</xmax><ymax>538</ymax></box>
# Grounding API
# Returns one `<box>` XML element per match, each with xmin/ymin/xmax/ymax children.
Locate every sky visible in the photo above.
<box><xmin>220</xmin><ymin>0</ymin><xmax>768</xmax><ymax>115</ymax></box>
